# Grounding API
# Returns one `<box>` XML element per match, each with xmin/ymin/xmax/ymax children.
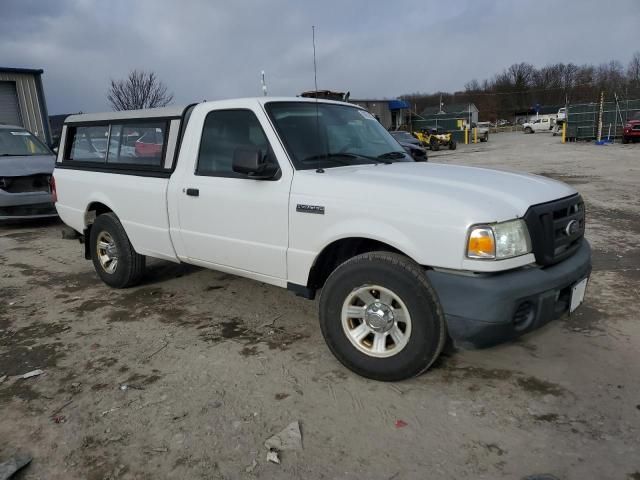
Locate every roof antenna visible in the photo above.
<box><xmin>312</xmin><ymin>26</ymin><xmax>318</xmax><ymax>94</ymax></box>
<box><xmin>312</xmin><ymin>25</ymin><xmax>325</xmax><ymax>173</ymax></box>
<box><xmin>261</xmin><ymin>70</ymin><xmax>268</xmax><ymax>96</ymax></box>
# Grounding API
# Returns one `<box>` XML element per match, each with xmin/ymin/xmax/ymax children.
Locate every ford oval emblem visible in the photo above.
<box><xmin>565</xmin><ymin>219</ymin><xmax>579</xmax><ymax>236</ymax></box>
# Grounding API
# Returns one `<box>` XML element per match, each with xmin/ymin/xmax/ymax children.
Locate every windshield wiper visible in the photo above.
<box><xmin>302</xmin><ymin>152</ymin><xmax>393</xmax><ymax>165</ymax></box>
<box><xmin>378</xmin><ymin>151</ymin><xmax>407</xmax><ymax>160</ymax></box>
<box><xmin>302</xmin><ymin>153</ymin><xmax>354</xmax><ymax>165</ymax></box>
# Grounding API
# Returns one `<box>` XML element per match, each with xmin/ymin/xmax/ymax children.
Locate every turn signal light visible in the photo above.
<box><xmin>467</xmin><ymin>227</ymin><xmax>495</xmax><ymax>259</ymax></box>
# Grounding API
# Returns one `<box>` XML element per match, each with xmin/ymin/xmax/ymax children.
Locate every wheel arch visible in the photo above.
<box><xmin>83</xmin><ymin>201</ymin><xmax>115</xmax><ymax>259</ymax></box>
<box><xmin>302</xmin><ymin>236</ymin><xmax>422</xmax><ymax>297</ymax></box>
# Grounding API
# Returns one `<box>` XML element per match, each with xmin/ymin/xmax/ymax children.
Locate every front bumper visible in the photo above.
<box><xmin>623</xmin><ymin>128</ymin><xmax>640</xmax><ymax>138</ymax></box>
<box><xmin>426</xmin><ymin>240</ymin><xmax>592</xmax><ymax>348</ymax></box>
<box><xmin>0</xmin><ymin>191</ymin><xmax>57</xmax><ymax>220</ymax></box>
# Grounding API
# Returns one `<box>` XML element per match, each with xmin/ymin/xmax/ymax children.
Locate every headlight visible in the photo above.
<box><xmin>467</xmin><ymin>219</ymin><xmax>531</xmax><ymax>260</ymax></box>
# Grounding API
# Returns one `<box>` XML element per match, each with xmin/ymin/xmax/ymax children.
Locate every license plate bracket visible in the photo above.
<box><xmin>569</xmin><ymin>277</ymin><xmax>588</xmax><ymax>313</ymax></box>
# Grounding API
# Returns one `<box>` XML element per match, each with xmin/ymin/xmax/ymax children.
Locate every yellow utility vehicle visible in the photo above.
<box><xmin>414</xmin><ymin>127</ymin><xmax>457</xmax><ymax>151</ymax></box>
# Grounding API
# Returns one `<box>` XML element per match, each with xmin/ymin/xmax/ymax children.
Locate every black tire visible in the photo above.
<box><xmin>525</xmin><ymin>127</ymin><xmax>533</xmax><ymax>134</ymax></box>
<box><xmin>318</xmin><ymin>252</ymin><xmax>446</xmax><ymax>381</ymax></box>
<box><xmin>430</xmin><ymin>138</ymin><xmax>440</xmax><ymax>151</ymax></box>
<box><xmin>90</xmin><ymin>213</ymin><xmax>145</xmax><ymax>288</ymax></box>
<box><xmin>449</xmin><ymin>140</ymin><xmax>457</xmax><ymax>150</ymax></box>
<box><xmin>622</xmin><ymin>136</ymin><xmax>629</xmax><ymax>144</ymax></box>
<box><xmin>483</xmin><ymin>132</ymin><xmax>489</xmax><ymax>142</ymax></box>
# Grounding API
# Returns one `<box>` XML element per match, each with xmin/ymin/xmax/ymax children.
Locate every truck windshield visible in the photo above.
<box><xmin>0</xmin><ymin>128</ymin><xmax>51</xmax><ymax>156</ymax></box>
<box><xmin>265</xmin><ymin>102</ymin><xmax>411</xmax><ymax>170</ymax></box>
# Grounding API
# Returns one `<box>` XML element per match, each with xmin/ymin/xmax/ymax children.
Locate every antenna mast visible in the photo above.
<box><xmin>261</xmin><ymin>70</ymin><xmax>267</xmax><ymax>96</ymax></box>
<box><xmin>312</xmin><ymin>26</ymin><xmax>318</xmax><ymax>93</ymax></box>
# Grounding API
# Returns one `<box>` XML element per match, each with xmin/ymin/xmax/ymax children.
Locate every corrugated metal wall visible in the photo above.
<box><xmin>0</xmin><ymin>71</ymin><xmax>47</xmax><ymax>142</ymax></box>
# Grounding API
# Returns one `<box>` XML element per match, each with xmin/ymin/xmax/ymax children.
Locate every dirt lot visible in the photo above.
<box><xmin>1</xmin><ymin>132</ymin><xmax>639</xmax><ymax>480</ymax></box>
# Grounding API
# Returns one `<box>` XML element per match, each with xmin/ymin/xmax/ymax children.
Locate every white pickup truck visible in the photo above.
<box><xmin>523</xmin><ymin>117</ymin><xmax>553</xmax><ymax>133</ymax></box>
<box><xmin>53</xmin><ymin>98</ymin><xmax>591</xmax><ymax>381</ymax></box>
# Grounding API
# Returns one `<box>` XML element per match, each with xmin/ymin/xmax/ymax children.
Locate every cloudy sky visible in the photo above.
<box><xmin>2</xmin><ymin>0</ymin><xmax>638</xmax><ymax>114</ymax></box>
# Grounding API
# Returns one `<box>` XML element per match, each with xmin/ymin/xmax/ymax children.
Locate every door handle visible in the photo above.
<box><xmin>185</xmin><ymin>188</ymin><xmax>199</xmax><ymax>197</ymax></box>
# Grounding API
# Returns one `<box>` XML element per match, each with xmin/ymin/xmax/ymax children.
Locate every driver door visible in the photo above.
<box><xmin>174</xmin><ymin>107</ymin><xmax>291</xmax><ymax>282</ymax></box>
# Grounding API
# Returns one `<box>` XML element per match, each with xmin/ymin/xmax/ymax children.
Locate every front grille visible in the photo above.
<box><xmin>0</xmin><ymin>202</ymin><xmax>56</xmax><ymax>217</ymax></box>
<box><xmin>524</xmin><ymin>194</ymin><xmax>585</xmax><ymax>266</ymax></box>
<box><xmin>0</xmin><ymin>174</ymin><xmax>51</xmax><ymax>194</ymax></box>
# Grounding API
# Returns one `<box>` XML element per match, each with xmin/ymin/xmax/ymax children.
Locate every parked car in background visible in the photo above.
<box><xmin>54</xmin><ymin>98</ymin><xmax>591</xmax><ymax>381</ymax></box>
<box><xmin>523</xmin><ymin>117</ymin><xmax>552</xmax><ymax>133</ymax></box>
<box><xmin>622</xmin><ymin>111</ymin><xmax>640</xmax><ymax>144</ymax></box>
<box><xmin>389</xmin><ymin>131</ymin><xmax>428</xmax><ymax>161</ymax></box>
<box><xmin>474</xmin><ymin>122</ymin><xmax>490</xmax><ymax>142</ymax></box>
<box><xmin>399</xmin><ymin>142</ymin><xmax>428</xmax><ymax>161</ymax></box>
<box><xmin>0</xmin><ymin>124</ymin><xmax>56</xmax><ymax>221</ymax></box>
<box><xmin>389</xmin><ymin>130</ymin><xmax>421</xmax><ymax>146</ymax></box>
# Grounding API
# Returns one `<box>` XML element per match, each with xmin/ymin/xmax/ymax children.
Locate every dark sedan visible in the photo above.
<box><xmin>389</xmin><ymin>131</ymin><xmax>428</xmax><ymax>162</ymax></box>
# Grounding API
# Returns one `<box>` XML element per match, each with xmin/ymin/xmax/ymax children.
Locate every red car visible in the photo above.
<box><xmin>622</xmin><ymin>111</ymin><xmax>640</xmax><ymax>144</ymax></box>
<box><xmin>134</xmin><ymin>129</ymin><xmax>164</xmax><ymax>157</ymax></box>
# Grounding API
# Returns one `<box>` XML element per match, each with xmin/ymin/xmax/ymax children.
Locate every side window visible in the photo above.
<box><xmin>67</xmin><ymin>125</ymin><xmax>109</xmax><ymax>162</ymax></box>
<box><xmin>107</xmin><ymin>122</ymin><xmax>166</xmax><ymax>166</ymax></box>
<box><xmin>196</xmin><ymin>110</ymin><xmax>274</xmax><ymax>177</ymax></box>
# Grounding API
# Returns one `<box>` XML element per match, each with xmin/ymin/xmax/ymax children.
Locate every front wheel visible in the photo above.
<box><xmin>319</xmin><ymin>252</ymin><xmax>446</xmax><ymax>381</ymax></box>
<box><xmin>525</xmin><ymin>127</ymin><xmax>533</xmax><ymax>134</ymax></box>
<box><xmin>449</xmin><ymin>140</ymin><xmax>457</xmax><ymax>150</ymax></box>
<box><xmin>90</xmin><ymin>213</ymin><xmax>145</xmax><ymax>288</ymax></box>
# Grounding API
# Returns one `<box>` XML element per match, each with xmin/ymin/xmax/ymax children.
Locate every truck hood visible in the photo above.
<box><xmin>0</xmin><ymin>154</ymin><xmax>55</xmax><ymax>177</ymax></box>
<box><xmin>293</xmin><ymin>162</ymin><xmax>577</xmax><ymax>222</ymax></box>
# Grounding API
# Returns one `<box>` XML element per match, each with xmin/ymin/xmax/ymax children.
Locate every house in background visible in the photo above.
<box><xmin>349</xmin><ymin>99</ymin><xmax>411</xmax><ymax>129</ymax></box>
<box><xmin>420</xmin><ymin>103</ymin><xmax>479</xmax><ymax>125</ymax></box>
<box><xmin>0</xmin><ymin>67</ymin><xmax>51</xmax><ymax>145</ymax></box>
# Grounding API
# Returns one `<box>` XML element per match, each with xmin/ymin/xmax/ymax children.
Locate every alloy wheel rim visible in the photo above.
<box><xmin>96</xmin><ymin>231</ymin><xmax>118</xmax><ymax>274</ymax></box>
<box><xmin>341</xmin><ymin>285</ymin><xmax>412</xmax><ymax>358</ymax></box>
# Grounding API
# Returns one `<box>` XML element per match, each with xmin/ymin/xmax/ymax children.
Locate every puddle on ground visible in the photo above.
<box><xmin>199</xmin><ymin>317</ymin><xmax>307</xmax><ymax>353</ymax></box>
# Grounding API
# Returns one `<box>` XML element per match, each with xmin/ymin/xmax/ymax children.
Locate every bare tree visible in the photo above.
<box><xmin>107</xmin><ymin>70</ymin><xmax>174</xmax><ymax>111</ymax></box>
<box><xmin>628</xmin><ymin>51</ymin><xmax>640</xmax><ymax>87</ymax></box>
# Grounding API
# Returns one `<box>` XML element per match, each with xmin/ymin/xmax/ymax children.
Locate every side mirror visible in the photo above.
<box><xmin>232</xmin><ymin>147</ymin><xmax>278</xmax><ymax>179</ymax></box>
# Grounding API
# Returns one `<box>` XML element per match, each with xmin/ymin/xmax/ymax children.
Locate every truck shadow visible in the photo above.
<box><xmin>140</xmin><ymin>259</ymin><xmax>201</xmax><ymax>286</ymax></box>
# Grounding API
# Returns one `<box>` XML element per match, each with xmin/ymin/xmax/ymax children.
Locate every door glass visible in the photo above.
<box><xmin>196</xmin><ymin>110</ymin><xmax>274</xmax><ymax>178</ymax></box>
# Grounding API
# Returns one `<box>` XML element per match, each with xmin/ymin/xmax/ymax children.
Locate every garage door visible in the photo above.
<box><xmin>0</xmin><ymin>81</ymin><xmax>22</xmax><ymax>126</ymax></box>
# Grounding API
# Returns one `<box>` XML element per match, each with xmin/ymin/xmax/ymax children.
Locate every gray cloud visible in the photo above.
<box><xmin>1</xmin><ymin>0</ymin><xmax>638</xmax><ymax>114</ymax></box>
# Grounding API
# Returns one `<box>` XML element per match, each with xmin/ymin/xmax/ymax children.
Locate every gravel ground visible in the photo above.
<box><xmin>1</xmin><ymin>132</ymin><xmax>639</xmax><ymax>479</ymax></box>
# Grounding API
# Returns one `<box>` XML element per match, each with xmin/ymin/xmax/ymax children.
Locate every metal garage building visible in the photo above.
<box><xmin>0</xmin><ymin>67</ymin><xmax>51</xmax><ymax>145</ymax></box>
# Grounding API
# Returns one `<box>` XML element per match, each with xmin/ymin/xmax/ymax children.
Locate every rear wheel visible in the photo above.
<box><xmin>319</xmin><ymin>252</ymin><xmax>446</xmax><ymax>381</ymax></box>
<box><xmin>90</xmin><ymin>213</ymin><xmax>145</xmax><ymax>288</ymax></box>
<box><xmin>482</xmin><ymin>132</ymin><xmax>489</xmax><ymax>142</ymax></box>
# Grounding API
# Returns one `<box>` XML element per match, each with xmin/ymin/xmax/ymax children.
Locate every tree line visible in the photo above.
<box><xmin>401</xmin><ymin>52</ymin><xmax>640</xmax><ymax>121</ymax></box>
